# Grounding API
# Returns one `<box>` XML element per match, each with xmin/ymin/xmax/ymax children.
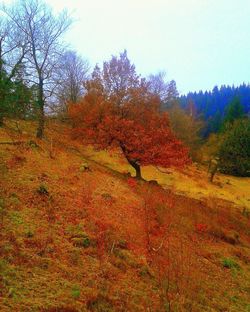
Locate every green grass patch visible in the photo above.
<box><xmin>222</xmin><ymin>258</ymin><xmax>240</xmax><ymax>270</ymax></box>
<box><xmin>71</xmin><ymin>285</ymin><xmax>81</xmax><ymax>299</ymax></box>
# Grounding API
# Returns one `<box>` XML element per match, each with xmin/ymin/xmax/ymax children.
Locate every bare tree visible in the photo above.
<box><xmin>148</xmin><ymin>71</ymin><xmax>169</xmax><ymax>102</ymax></box>
<box><xmin>2</xmin><ymin>0</ymin><xmax>72</xmax><ymax>138</ymax></box>
<box><xmin>55</xmin><ymin>50</ymin><xmax>90</xmax><ymax>111</ymax></box>
<box><xmin>148</xmin><ymin>71</ymin><xmax>179</xmax><ymax>106</ymax></box>
<box><xmin>0</xmin><ymin>19</ymin><xmax>27</xmax><ymax>77</ymax></box>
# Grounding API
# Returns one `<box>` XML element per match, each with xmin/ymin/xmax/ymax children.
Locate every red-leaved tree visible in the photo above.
<box><xmin>69</xmin><ymin>86</ymin><xmax>190</xmax><ymax>179</ymax></box>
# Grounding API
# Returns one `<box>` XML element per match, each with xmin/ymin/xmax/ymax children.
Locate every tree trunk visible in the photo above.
<box><xmin>0</xmin><ymin>115</ymin><xmax>3</xmax><ymax>127</ymax></box>
<box><xmin>36</xmin><ymin>106</ymin><xmax>44</xmax><ymax>138</ymax></box>
<box><xmin>128</xmin><ymin>159</ymin><xmax>142</xmax><ymax>179</ymax></box>
<box><xmin>119</xmin><ymin>143</ymin><xmax>142</xmax><ymax>179</ymax></box>
<box><xmin>36</xmin><ymin>79</ymin><xmax>44</xmax><ymax>138</ymax></box>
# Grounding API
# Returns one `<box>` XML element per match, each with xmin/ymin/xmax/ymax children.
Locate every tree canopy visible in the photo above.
<box><xmin>69</xmin><ymin>53</ymin><xmax>190</xmax><ymax>179</ymax></box>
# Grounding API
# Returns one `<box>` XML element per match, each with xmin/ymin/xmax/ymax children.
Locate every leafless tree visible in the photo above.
<box><xmin>2</xmin><ymin>0</ymin><xmax>72</xmax><ymax>138</ymax></box>
<box><xmin>148</xmin><ymin>71</ymin><xmax>169</xmax><ymax>102</ymax></box>
<box><xmin>0</xmin><ymin>19</ymin><xmax>27</xmax><ymax>75</ymax></box>
<box><xmin>148</xmin><ymin>71</ymin><xmax>179</xmax><ymax>106</ymax></box>
<box><xmin>54</xmin><ymin>50</ymin><xmax>90</xmax><ymax>112</ymax></box>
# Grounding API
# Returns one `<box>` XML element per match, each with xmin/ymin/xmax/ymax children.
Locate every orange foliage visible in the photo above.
<box><xmin>69</xmin><ymin>89</ymin><xmax>190</xmax><ymax>178</ymax></box>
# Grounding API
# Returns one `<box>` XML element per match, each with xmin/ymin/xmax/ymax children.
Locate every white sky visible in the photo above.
<box><xmin>4</xmin><ymin>0</ymin><xmax>250</xmax><ymax>94</ymax></box>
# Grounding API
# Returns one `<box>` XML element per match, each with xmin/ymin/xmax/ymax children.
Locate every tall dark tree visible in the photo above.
<box><xmin>0</xmin><ymin>63</ymin><xmax>12</xmax><ymax>126</ymax></box>
<box><xmin>9</xmin><ymin>66</ymin><xmax>34</xmax><ymax>119</ymax></box>
<box><xmin>0</xmin><ymin>18</ymin><xmax>28</xmax><ymax>125</ymax></box>
<box><xmin>223</xmin><ymin>97</ymin><xmax>244</xmax><ymax>125</ymax></box>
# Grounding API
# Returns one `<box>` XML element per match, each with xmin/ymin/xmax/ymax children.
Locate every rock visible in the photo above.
<box><xmin>37</xmin><ymin>184</ymin><xmax>49</xmax><ymax>195</ymax></box>
<box><xmin>148</xmin><ymin>180</ymin><xmax>158</xmax><ymax>186</ymax></box>
<box><xmin>101</xmin><ymin>193</ymin><xmax>113</xmax><ymax>201</ymax></box>
<box><xmin>225</xmin><ymin>231</ymin><xmax>240</xmax><ymax>245</ymax></box>
<box><xmin>80</xmin><ymin>162</ymin><xmax>90</xmax><ymax>172</ymax></box>
<box><xmin>28</xmin><ymin>140</ymin><xmax>39</xmax><ymax>148</ymax></box>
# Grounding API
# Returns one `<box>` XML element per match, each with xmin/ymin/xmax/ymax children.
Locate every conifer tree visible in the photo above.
<box><xmin>219</xmin><ymin>118</ymin><xmax>250</xmax><ymax>176</ymax></box>
<box><xmin>223</xmin><ymin>97</ymin><xmax>244</xmax><ymax>125</ymax></box>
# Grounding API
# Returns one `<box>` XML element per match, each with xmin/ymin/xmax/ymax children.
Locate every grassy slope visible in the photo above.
<box><xmin>82</xmin><ymin>146</ymin><xmax>250</xmax><ymax>211</ymax></box>
<box><xmin>0</xmin><ymin>120</ymin><xmax>250</xmax><ymax>312</ymax></box>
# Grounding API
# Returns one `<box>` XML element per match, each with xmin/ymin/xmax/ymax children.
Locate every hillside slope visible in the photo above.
<box><xmin>0</xmin><ymin>120</ymin><xmax>250</xmax><ymax>312</ymax></box>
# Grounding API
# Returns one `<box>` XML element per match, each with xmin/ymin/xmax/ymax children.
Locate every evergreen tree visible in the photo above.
<box><xmin>223</xmin><ymin>97</ymin><xmax>244</xmax><ymax>125</ymax></box>
<box><xmin>180</xmin><ymin>84</ymin><xmax>250</xmax><ymax>136</ymax></box>
<box><xmin>0</xmin><ymin>60</ymin><xmax>12</xmax><ymax>126</ymax></box>
<box><xmin>209</xmin><ymin>110</ymin><xmax>223</xmax><ymax>133</ymax></box>
<box><xmin>9</xmin><ymin>79</ymin><xmax>34</xmax><ymax>119</ymax></box>
<box><xmin>219</xmin><ymin>119</ymin><xmax>250</xmax><ymax>176</ymax></box>
<box><xmin>0</xmin><ymin>59</ymin><xmax>34</xmax><ymax>123</ymax></box>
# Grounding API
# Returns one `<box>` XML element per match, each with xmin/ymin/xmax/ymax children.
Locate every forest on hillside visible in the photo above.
<box><xmin>180</xmin><ymin>84</ymin><xmax>250</xmax><ymax>136</ymax></box>
<box><xmin>0</xmin><ymin>0</ymin><xmax>250</xmax><ymax>177</ymax></box>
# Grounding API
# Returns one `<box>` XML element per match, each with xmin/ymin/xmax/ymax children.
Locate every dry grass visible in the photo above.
<box><xmin>0</xmin><ymin>119</ymin><xmax>249</xmax><ymax>311</ymax></box>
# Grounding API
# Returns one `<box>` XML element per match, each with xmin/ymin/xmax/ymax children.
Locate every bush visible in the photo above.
<box><xmin>113</xmin><ymin>249</ymin><xmax>138</xmax><ymax>268</ymax></box>
<box><xmin>71</xmin><ymin>236</ymin><xmax>90</xmax><ymax>248</ymax></box>
<box><xmin>37</xmin><ymin>184</ymin><xmax>49</xmax><ymax>195</ymax></box>
<box><xmin>66</xmin><ymin>224</ymin><xmax>92</xmax><ymax>248</ymax></box>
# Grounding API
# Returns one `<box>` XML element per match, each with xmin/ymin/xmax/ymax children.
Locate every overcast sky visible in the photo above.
<box><xmin>4</xmin><ymin>0</ymin><xmax>250</xmax><ymax>94</ymax></box>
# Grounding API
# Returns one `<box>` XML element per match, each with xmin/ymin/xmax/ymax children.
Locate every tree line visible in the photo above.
<box><xmin>180</xmin><ymin>84</ymin><xmax>250</xmax><ymax>136</ymax></box>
